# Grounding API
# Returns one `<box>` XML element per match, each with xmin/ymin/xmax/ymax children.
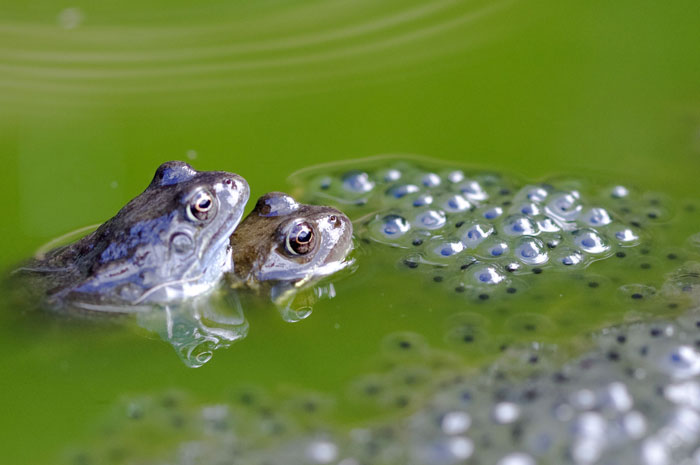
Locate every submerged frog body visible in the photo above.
<box><xmin>17</xmin><ymin>161</ymin><xmax>249</xmax><ymax>312</ymax></box>
<box><xmin>229</xmin><ymin>192</ymin><xmax>354</xmax><ymax>298</ymax></box>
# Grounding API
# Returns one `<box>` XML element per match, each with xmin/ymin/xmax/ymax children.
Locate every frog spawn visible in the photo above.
<box><xmin>291</xmin><ymin>158</ymin><xmax>671</xmax><ymax>298</ymax></box>
<box><xmin>65</xmin><ymin>305</ymin><xmax>700</xmax><ymax>465</ymax></box>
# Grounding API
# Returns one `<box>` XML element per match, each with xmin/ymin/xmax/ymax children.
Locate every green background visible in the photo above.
<box><xmin>1</xmin><ymin>0</ymin><xmax>700</xmax><ymax>463</ymax></box>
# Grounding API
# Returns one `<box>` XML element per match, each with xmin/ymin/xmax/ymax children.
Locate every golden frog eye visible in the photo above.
<box><xmin>187</xmin><ymin>191</ymin><xmax>214</xmax><ymax>221</ymax></box>
<box><xmin>286</xmin><ymin>221</ymin><xmax>315</xmax><ymax>255</ymax></box>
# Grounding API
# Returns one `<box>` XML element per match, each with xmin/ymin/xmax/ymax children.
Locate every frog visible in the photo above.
<box><xmin>136</xmin><ymin>192</ymin><xmax>354</xmax><ymax>367</ymax></box>
<box><xmin>228</xmin><ymin>191</ymin><xmax>354</xmax><ymax>304</ymax></box>
<box><xmin>15</xmin><ymin>161</ymin><xmax>250</xmax><ymax>313</ymax></box>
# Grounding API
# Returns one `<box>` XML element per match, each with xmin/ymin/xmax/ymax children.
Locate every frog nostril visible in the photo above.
<box><xmin>223</xmin><ymin>178</ymin><xmax>236</xmax><ymax>189</ymax></box>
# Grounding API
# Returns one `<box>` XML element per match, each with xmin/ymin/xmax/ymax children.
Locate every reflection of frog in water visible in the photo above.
<box><xmin>16</xmin><ymin>161</ymin><xmax>250</xmax><ymax>312</ymax></box>
<box><xmin>140</xmin><ymin>192</ymin><xmax>354</xmax><ymax>367</ymax></box>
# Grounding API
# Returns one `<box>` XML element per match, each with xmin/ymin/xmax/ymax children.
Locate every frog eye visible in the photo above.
<box><xmin>187</xmin><ymin>190</ymin><xmax>215</xmax><ymax>221</ymax></box>
<box><xmin>285</xmin><ymin>221</ymin><xmax>315</xmax><ymax>255</ymax></box>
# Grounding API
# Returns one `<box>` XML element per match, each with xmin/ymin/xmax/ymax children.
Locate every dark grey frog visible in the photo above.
<box><xmin>16</xmin><ymin>161</ymin><xmax>249</xmax><ymax>312</ymax></box>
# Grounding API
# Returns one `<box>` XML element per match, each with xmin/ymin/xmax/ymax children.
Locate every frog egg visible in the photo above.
<box><xmin>477</xmin><ymin>239</ymin><xmax>510</xmax><ymax>258</ymax></box>
<box><xmin>516</xmin><ymin>203</ymin><xmax>541</xmax><ymax>216</ymax></box>
<box><xmin>457</xmin><ymin>180</ymin><xmax>488</xmax><ymax>202</ymax></box>
<box><xmin>522</xmin><ymin>185</ymin><xmax>550</xmax><ymax>203</ymax></box>
<box><xmin>318</xmin><ymin>176</ymin><xmax>332</xmax><ymax>190</ymax></box>
<box><xmin>610</xmin><ymin>185</ymin><xmax>630</xmax><ymax>199</ymax></box>
<box><xmin>370</xmin><ymin>214</ymin><xmax>411</xmax><ymax>240</ymax></box>
<box><xmin>555</xmin><ymin>248</ymin><xmax>584</xmax><ymax>266</ymax></box>
<box><xmin>514</xmin><ymin>237</ymin><xmax>548</xmax><ymax>265</ymax></box>
<box><xmin>431</xmin><ymin>239</ymin><xmax>465</xmax><ymax>258</ymax></box>
<box><xmin>611</xmin><ymin>226</ymin><xmax>640</xmax><ymax>245</ymax></box>
<box><xmin>413</xmin><ymin>209</ymin><xmax>447</xmax><ymax>230</ymax></box>
<box><xmin>386</xmin><ymin>184</ymin><xmax>420</xmax><ymax>199</ymax></box>
<box><xmin>342</xmin><ymin>170</ymin><xmax>375</xmax><ymax>193</ymax></box>
<box><xmin>380</xmin><ymin>168</ymin><xmax>402</xmax><ymax>182</ymax></box>
<box><xmin>412</xmin><ymin>194</ymin><xmax>434</xmax><ymax>207</ymax></box>
<box><xmin>573</xmin><ymin>229</ymin><xmax>610</xmax><ymax>254</ymax></box>
<box><xmin>447</xmin><ymin>170</ymin><xmax>465</xmax><ymax>183</ymax></box>
<box><xmin>546</xmin><ymin>192</ymin><xmax>582</xmax><ymax>221</ymax></box>
<box><xmin>471</xmin><ymin>264</ymin><xmax>506</xmax><ymax>285</ymax></box>
<box><xmin>461</xmin><ymin>223</ymin><xmax>494</xmax><ymax>249</ymax></box>
<box><xmin>501</xmin><ymin>214</ymin><xmax>538</xmax><ymax>236</ymax></box>
<box><xmin>582</xmin><ymin>207</ymin><xmax>612</xmax><ymax>226</ymax></box>
<box><xmin>535</xmin><ymin>216</ymin><xmax>561</xmax><ymax>233</ymax></box>
<box><xmin>420</xmin><ymin>173</ymin><xmax>442</xmax><ymax>188</ymax></box>
<box><xmin>482</xmin><ymin>206</ymin><xmax>503</xmax><ymax>220</ymax></box>
<box><xmin>441</xmin><ymin>194</ymin><xmax>472</xmax><ymax>213</ymax></box>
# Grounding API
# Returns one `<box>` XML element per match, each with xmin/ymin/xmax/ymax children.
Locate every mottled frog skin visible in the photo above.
<box><xmin>17</xmin><ymin>161</ymin><xmax>249</xmax><ymax>312</ymax></box>
<box><xmin>229</xmin><ymin>192</ymin><xmax>353</xmax><ymax>293</ymax></box>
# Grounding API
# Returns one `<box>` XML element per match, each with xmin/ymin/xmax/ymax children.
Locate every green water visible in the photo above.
<box><xmin>1</xmin><ymin>1</ymin><xmax>700</xmax><ymax>463</ymax></box>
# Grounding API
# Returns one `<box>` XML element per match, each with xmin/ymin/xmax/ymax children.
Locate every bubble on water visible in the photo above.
<box><xmin>412</xmin><ymin>194</ymin><xmax>433</xmax><ymax>207</ymax></box>
<box><xmin>514</xmin><ymin>237</ymin><xmax>548</xmax><ymax>265</ymax></box>
<box><xmin>441</xmin><ymin>194</ymin><xmax>471</xmax><ymax>212</ymax></box>
<box><xmin>547</xmin><ymin>192</ymin><xmax>582</xmax><ymax>221</ymax></box>
<box><xmin>421</xmin><ymin>173</ymin><xmax>442</xmax><ymax>188</ymax></box>
<box><xmin>573</xmin><ymin>229</ymin><xmax>610</xmax><ymax>254</ymax></box>
<box><xmin>414</xmin><ymin>210</ymin><xmax>446</xmax><ymax>230</ymax></box>
<box><xmin>58</xmin><ymin>7</ymin><xmax>84</xmax><ymax>29</ymax></box>
<box><xmin>462</xmin><ymin>223</ymin><xmax>494</xmax><ymax>248</ymax></box>
<box><xmin>471</xmin><ymin>264</ymin><xmax>506</xmax><ymax>285</ymax></box>
<box><xmin>502</xmin><ymin>214</ymin><xmax>538</xmax><ymax>236</ymax></box>
<box><xmin>386</xmin><ymin>184</ymin><xmax>420</xmax><ymax>199</ymax></box>
<box><xmin>610</xmin><ymin>185</ymin><xmax>630</xmax><ymax>198</ymax></box>
<box><xmin>447</xmin><ymin>170</ymin><xmax>465</xmax><ymax>183</ymax></box>
<box><xmin>483</xmin><ymin>206</ymin><xmax>504</xmax><ymax>220</ymax></box>
<box><xmin>582</xmin><ymin>207</ymin><xmax>612</xmax><ymax>226</ymax></box>
<box><xmin>186</xmin><ymin>149</ymin><xmax>198</xmax><ymax>160</ymax></box>
<box><xmin>342</xmin><ymin>171</ymin><xmax>375</xmax><ymax>193</ymax></box>
<box><xmin>457</xmin><ymin>180</ymin><xmax>488</xmax><ymax>202</ymax></box>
